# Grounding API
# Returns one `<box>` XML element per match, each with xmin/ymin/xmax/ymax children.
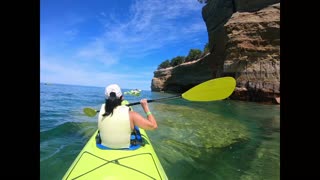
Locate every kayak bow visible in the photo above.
<box><xmin>62</xmin><ymin>128</ymin><xmax>168</xmax><ymax>180</ymax></box>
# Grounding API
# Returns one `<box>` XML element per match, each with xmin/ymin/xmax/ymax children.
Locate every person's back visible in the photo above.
<box><xmin>98</xmin><ymin>84</ymin><xmax>158</xmax><ymax>149</ymax></box>
<box><xmin>98</xmin><ymin>104</ymin><xmax>131</xmax><ymax>148</ymax></box>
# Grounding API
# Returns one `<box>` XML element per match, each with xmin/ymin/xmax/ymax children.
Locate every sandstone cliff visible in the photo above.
<box><xmin>151</xmin><ymin>1</ymin><xmax>280</xmax><ymax>104</ymax></box>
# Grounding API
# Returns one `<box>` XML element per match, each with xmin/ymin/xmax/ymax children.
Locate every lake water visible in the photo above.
<box><xmin>40</xmin><ymin>83</ymin><xmax>280</xmax><ymax>180</ymax></box>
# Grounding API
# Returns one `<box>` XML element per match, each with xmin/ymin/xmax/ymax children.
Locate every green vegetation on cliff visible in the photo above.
<box><xmin>157</xmin><ymin>42</ymin><xmax>209</xmax><ymax>70</ymax></box>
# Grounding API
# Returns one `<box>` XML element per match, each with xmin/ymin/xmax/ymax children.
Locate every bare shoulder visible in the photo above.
<box><xmin>129</xmin><ymin>111</ymin><xmax>141</xmax><ymax>118</ymax></box>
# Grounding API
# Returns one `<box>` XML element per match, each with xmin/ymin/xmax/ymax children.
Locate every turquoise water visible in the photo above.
<box><xmin>40</xmin><ymin>83</ymin><xmax>280</xmax><ymax>180</ymax></box>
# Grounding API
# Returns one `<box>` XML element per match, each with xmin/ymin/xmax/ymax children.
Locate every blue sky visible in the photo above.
<box><xmin>40</xmin><ymin>0</ymin><xmax>208</xmax><ymax>90</ymax></box>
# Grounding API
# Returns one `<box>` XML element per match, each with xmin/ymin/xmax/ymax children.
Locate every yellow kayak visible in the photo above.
<box><xmin>62</xmin><ymin>128</ymin><xmax>168</xmax><ymax>180</ymax></box>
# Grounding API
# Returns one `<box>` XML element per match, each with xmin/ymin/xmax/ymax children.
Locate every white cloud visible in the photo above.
<box><xmin>41</xmin><ymin>0</ymin><xmax>207</xmax><ymax>89</ymax></box>
<box><xmin>40</xmin><ymin>55</ymin><xmax>154</xmax><ymax>90</ymax></box>
<box><xmin>42</xmin><ymin>0</ymin><xmax>206</xmax><ymax>63</ymax></box>
<box><xmin>94</xmin><ymin>0</ymin><xmax>206</xmax><ymax>59</ymax></box>
<box><xmin>75</xmin><ymin>39</ymin><xmax>118</xmax><ymax>66</ymax></box>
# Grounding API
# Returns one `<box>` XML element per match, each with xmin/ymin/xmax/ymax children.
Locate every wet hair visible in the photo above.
<box><xmin>102</xmin><ymin>92</ymin><xmax>122</xmax><ymax>116</ymax></box>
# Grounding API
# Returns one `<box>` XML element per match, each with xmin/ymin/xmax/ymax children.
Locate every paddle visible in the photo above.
<box><xmin>83</xmin><ymin>76</ymin><xmax>236</xmax><ymax>117</ymax></box>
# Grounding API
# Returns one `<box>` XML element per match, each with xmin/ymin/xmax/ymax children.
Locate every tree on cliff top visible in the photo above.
<box><xmin>185</xmin><ymin>49</ymin><xmax>202</xmax><ymax>62</ymax></box>
<box><xmin>170</xmin><ymin>56</ymin><xmax>185</xmax><ymax>67</ymax></box>
<box><xmin>157</xmin><ymin>60</ymin><xmax>171</xmax><ymax>70</ymax></box>
<box><xmin>156</xmin><ymin>42</ymin><xmax>209</xmax><ymax>70</ymax></box>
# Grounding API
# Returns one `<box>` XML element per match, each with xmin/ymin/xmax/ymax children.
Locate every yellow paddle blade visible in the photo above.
<box><xmin>182</xmin><ymin>77</ymin><xmax>236</xmax><ymax>101</ymax></box>
<box><xmin>83</xmin><ymin>108</ymin><xmax>98</xmax><ymax>117</ymax></box>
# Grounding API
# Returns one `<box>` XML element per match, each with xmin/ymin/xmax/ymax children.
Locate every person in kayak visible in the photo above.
<box><xmin>97</xmin><ymin>84</ymin><xmax>158</xmax><ymax>149</ymax></box>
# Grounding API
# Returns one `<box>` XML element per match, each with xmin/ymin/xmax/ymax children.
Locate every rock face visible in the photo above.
<box><xmin>224</xmin><ymin>3</ymin><xmax>280</xmax><ymax>103</ymax></box>
<box><xmin>151</xmin><ymin>53</ymin><xmax>217</xmax><ymax>93</ymax></box>
<box><xmin>151</xmin><ymin>1</ymin><xmax>280</xmax><ymax>104</ymax></box>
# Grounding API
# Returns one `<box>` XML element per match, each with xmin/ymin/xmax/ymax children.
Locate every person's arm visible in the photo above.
<box><xmin>130</xmin><ymin>99</ymin><xmax>158</xmax><ymax>130</ymax></box>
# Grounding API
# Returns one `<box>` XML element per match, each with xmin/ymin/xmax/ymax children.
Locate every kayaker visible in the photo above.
<box><xmin>97</xmin><ymin>84</ymin><xmax>158</xmax><ymax>149</ymax></box>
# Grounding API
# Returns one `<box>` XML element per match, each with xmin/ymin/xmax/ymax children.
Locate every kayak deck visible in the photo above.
<box><xmin>63</xmin><ymin>129</ymin><xmax>168</xmax><ymax>180</ymax></box>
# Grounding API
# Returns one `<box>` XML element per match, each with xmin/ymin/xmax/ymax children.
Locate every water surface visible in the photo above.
<box><xmin>40</xmin><ymin>83</ymin><xmax>280</xmax><ymax>180</ymax></box>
